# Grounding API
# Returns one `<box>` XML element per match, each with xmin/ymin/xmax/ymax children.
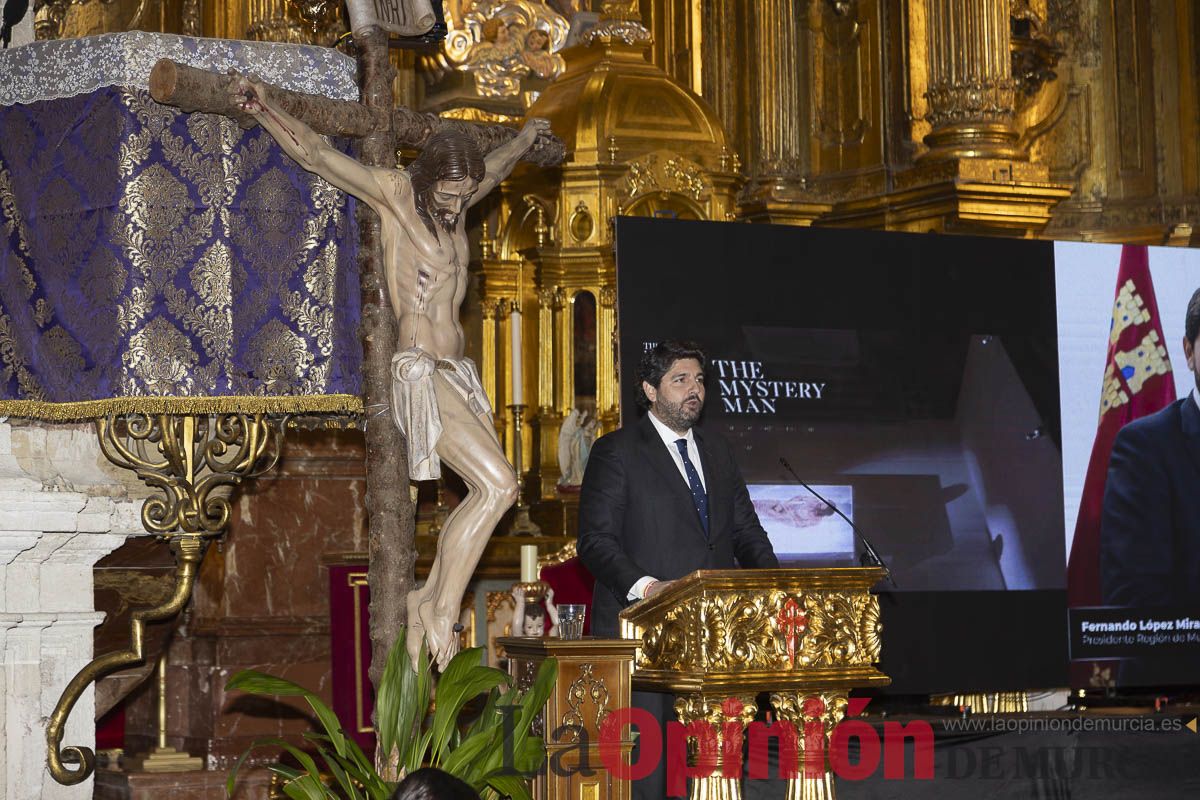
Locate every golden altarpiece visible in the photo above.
<box><xmin>31</xmin><ymin>0</ymin><xmax>1200</xmax><ymax>534</ymax></box>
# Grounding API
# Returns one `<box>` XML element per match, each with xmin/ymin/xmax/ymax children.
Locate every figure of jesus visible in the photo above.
<box><xmin>232</xmin><ymin>75</ymin><xmax>550</xmax><ymax>669</ymax></box>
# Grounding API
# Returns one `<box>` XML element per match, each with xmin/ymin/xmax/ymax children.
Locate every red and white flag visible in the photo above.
<box><xmin>1067</xmin><ymin>245</ymin><xmax>1176</xmax><ymax>607</ymax></box>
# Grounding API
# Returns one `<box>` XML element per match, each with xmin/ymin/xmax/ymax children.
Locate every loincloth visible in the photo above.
<box><xmin>390</xmin><ymin>348</ymin><xmax>491</xmax><ymax>481</ymax></box>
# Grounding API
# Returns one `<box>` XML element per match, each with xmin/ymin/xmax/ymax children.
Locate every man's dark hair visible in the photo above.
<box><xmin>635</xmin><ymin>340</ymin><xmax>706</xmax><ymax>410</ymax></box>
<box><xmin>406</xmin><ymin>130</ymin><xmax>485</xmax><ymax>235</ymax></box>
<box><xmin>389</xmin><ymin>767</ymin><xmax>480</xmax><ymax>800</ymax></box>
<box><xmin>1187</xmin><ymin>287</ymin><xmax>1200</xmax><ymax>344</ymax></box>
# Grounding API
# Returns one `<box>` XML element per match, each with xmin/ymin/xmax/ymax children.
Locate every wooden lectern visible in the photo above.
<box><xmin>500</xmin><ymin>637</ymin><xmax>641</xmax><ymax>800</ymax></box>
<box><xmin>620</xmin><ymin>567</ymin><xmax>890</xmax><ymax>800</ymax></box>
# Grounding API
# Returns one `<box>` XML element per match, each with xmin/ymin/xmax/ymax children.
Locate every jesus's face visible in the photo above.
<box><xmin>426</xmin><ymin>177</ymin><xmax>478</xmax><ymax>232</ymax></box>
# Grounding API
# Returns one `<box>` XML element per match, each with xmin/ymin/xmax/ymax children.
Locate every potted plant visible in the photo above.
<box><xmin>226</xmin><ymin>628</ymin><xmax>556</xmax><ymax>799</ymax></box>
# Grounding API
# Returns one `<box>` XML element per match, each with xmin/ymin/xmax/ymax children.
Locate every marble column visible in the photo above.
<box><xmin>0</xmin><ymin>420</ymin><xmax>144</xmax><ymax>800</ymax></box>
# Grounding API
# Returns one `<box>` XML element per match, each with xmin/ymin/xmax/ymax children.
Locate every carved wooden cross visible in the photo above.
<box><xmin>149</xmin><ymin>32</ymin><xmax>562</xmax><ymax>692</ymax></box>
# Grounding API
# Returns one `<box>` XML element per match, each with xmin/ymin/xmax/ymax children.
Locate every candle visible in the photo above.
<box><xmin>510</xmin><ymin>306</ymin><xmax>523</xmax><ymax>405</ymax></box>
<box><xmin>520</xmin><ymin>544</ymin><xmax>538</xmax><ymax>582</ymax></box>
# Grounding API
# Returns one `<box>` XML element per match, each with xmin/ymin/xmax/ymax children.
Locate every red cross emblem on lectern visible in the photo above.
<box><xmin>776</xmin><ymin>597</ymin><xmax>807</xmax><ymax>667</ymax></box>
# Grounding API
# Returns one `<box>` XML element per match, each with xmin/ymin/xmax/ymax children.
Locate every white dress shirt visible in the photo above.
<box><xmin>646</xmin><ymin>410</ymin><xmax>707</xmax><ymax>491</ymax></box>
<box><xmin>1193</xmin><ymin>387</ymin><xmax>1199</xmax><ymax>413</ymax></box>
<box><xmin>628</xmin><ymin>412</ymin><xmax>708</xmax><ymax>601</ymax></box>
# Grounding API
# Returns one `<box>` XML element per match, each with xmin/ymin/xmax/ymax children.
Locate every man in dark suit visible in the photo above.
<box><xmin>1101</xmin><ymin>288</ymin><xmax>1200</xmax><ymax>607</ymax></box>
<box><xmin>577</xmin><ymin>340</ymin><xmax>778</xmax><ymax>799</ymax></box>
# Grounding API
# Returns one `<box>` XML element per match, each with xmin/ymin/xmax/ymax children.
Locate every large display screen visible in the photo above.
<box><xmin>1056</xmin><ymin>241</ymin><xmax>1200</xmax><ymax>689</ymax></box>
<box><xmin>611</xmin><ymin>216</ymin><xmax>1199</xmax><ymax>692</ymax></box>
<box><xmin>613</xmin><ymin>217</ymin><xmax>1067</xmax><ymax>693</ymax></box>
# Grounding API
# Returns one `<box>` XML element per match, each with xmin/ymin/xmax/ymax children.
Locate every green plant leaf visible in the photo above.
<box><xmin>466</xmin><ymin>687</ymin><xmax>502</xmax><ymax>738</ymax></box>
<box><xmin>225</xmin><ymin>671</ymin><xmax>313</xmax><ymax>696</ymax></box>
<box><xmin>226</xmin><ymin>670</ymin><xmax>349</xmax><ymax>760</ymax></box>
<box><xmin>439</xmin><ymin>724</ymin><xmax>501</xmax><ymax>784</ymax></box>
<box><xmin>468</xmin><ymin>659</ymin><xmax>558</xmax><ymax>785</ymax></box>
<box><xmin>373</xmin><ymin>627</ymin><xmax>406</xmax><ymax>766</ymax></box>
<box><xmin>484</xmin><ymin>770</ymin><xmax>534</xmax><ymax>800</ymax></box>
<box><xmin>279</xmin><ymin>773</ymin><xmax>333</xmax><ymax>800</ymax></box>
<box><xmin>305</xmin><ymin>732</ymin><xmax>394</xmax><ymax>800</ymax></box>
<box><xmin>428</xmin><ymin>648</ymin><xmax>509</xmax><ymax>765</ymax></box>
<box><xmin>309</xmin><ymin>742</ymin><xmax>363</xmax><ymax>800</ymax></box>
<box><xmin>266</xmin><ymin>765</ymin><xmax>303</xmax><ymax>784</ymax></box>
<box><xmin>226</xmin><ymin>737</ymin><xmax>319</xmax><ymax>796</ymax></box>
<box><xmin>405</xmin><ymin>728</ymin><xmax>435</xmax><ymax>776</ymax></box>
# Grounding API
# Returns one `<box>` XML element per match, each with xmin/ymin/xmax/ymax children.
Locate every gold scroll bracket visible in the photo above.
<box><xmin>46</xmin><ymin>413</ymin><xmax>286</xmax><ymax>785</ymax></box>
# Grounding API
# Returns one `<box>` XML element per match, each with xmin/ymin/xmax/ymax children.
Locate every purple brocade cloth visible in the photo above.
<box><xmin>0</xmin><ymin>86</ymin><xmax>362</xmax><ymax>418</ymax></box>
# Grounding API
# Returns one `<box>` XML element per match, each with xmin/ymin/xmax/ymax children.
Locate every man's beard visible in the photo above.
<box><xmin>432</xmin><ymin>207</ymin><xmax>459</xmax><ymax>233</ymax></box>
<box><xmin>415</xmin><ymin>190</ymin><xmax>459</xmax><ymax>234</ymax></box>
<box><xmin>654</xmin><ymin>394</ymin><xmax>703</xmax><ymax>432</ymax></box>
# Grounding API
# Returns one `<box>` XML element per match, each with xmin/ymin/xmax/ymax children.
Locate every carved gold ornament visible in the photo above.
<box><xmin>436</xmin><ymin>1</ymin><xmax>569</xmax><ymax>98</ymax></box>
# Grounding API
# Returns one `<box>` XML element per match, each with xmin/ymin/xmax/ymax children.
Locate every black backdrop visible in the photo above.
<box><xmin>612</xmin><ymin>216</ymin><xmax>1068</xmax><ymax>693</ymax></box>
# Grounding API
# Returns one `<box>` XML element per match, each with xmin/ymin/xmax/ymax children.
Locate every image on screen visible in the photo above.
<box><xmin>748</xmin><ymin>484</ymin><xmax>855</xmax><ymax>561</ymax></box>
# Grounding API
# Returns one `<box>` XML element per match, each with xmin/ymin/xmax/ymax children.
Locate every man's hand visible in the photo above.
<box><xmin>645</xmin><ymin>579</ymin><xmax>674</xmax><ymax>599</ymax></box>
<box><xmin>229</xmin><ymin>72</ymin><xmax>268</xmax><ymax>115</ymax></box>
<box><xmin>520</xmin><ymin>117</ymin><xmax>552</xmax><ymax>144</ymax></box>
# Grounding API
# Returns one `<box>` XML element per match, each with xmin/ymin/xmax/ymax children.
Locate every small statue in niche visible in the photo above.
<box><xmin>512</xmin><ymin>584</ymin><xmax>559</xmax><ymax>637</ymax></box>
<box><xmin>557</xmin><ymin>408</ymin><xmax>599</xmax><ymax>488</ymax></box>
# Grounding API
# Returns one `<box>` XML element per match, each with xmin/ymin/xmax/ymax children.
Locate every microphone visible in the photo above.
<box><xmin>779</xmin><ymin>456</ymin><xmax>897</xmax><ymax>588</ymax></box>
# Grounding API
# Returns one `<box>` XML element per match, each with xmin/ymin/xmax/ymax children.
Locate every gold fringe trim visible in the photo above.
<box><xmin>0</xmin><ymin>394</ymin><xmax>364</xmax><ymax>422</ymax></box>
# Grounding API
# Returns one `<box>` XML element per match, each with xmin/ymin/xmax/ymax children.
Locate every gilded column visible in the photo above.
<box><xmin>480</xmin><ymin>300</ymin><xmax>498</xmax><ymax>412</ymax></box>
<box><xmin>673</xmin><ymin>694</ymin><xmax>759</xmax><ymax>800</ymax></box>
<box><xmin>769</xmin><ymin>690</ymin><xmax>849</xmax><ymax>800</ymax></box>
<box><xmin>554</xmin><ymin>291</ymin><xmax>574</xmax><ymax>417</ymax></box>
<box><xmin>744</xmin><ymin>0</ymin><xmax>807</xmax><ymax>194</ymax></box>
<box><xmin>500</xmin><ymin>300</ymin><xmax>516</xmax><ymax>464</ymax></box>
<box><xmin>921</xmin><ymin>0</ymin><xmax>1020</xmax><ymax>160</ymax></box>
<box><xmin>537</xmin><ymin>289</ymin><xmax>556</xmax><ymax>411</ymax></box>
<box><xmin>596</xmin><ymin>286</ymin><xmax>618</xmax><ymax>430</ymax></box>
<box><xmin>534</xmin><ymin>289</ymin><xmax>563</xmax><ymax>498</ymax></box>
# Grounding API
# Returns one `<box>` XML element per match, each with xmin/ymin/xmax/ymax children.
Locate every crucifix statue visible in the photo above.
<box><xmin>149</xmin><ymin>29</ymin><xmax>561</xmax><ymax>677</ymax></box>
<box><xmin>231</xmin><ymin>75</ymin><xmax>547</xmax><ymax>669</ymax></box>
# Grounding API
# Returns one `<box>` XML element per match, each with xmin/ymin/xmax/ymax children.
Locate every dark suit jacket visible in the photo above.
<box><xmin>577</xmin><ymin>413</ymin><xmax>779</xmax><ymax>638</ymax></box>
<box><xmin>1100</xmin><ymin>396</ymin><xmax>1200</xmax><ymax>606</ymax></box>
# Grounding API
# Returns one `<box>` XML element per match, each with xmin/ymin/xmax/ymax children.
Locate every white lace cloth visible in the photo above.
<box><xmin>0</xmin><ymin>31</ymin><xmax>358</xmax><ymax>106</ymax></box>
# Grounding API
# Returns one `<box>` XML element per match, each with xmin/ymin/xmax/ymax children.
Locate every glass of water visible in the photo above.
<box><xmin>557</xmin><ymin>604</ymin><xmax>586</xmax><ymax>640</ymax></box>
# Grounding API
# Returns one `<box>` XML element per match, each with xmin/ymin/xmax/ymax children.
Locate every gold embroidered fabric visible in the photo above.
<box><xmin>0</xmin><ymin>87</ymin><xmax>363</xmax><ymax>420</ymax></box>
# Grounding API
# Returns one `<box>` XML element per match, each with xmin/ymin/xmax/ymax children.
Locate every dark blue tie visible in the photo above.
<box><xmin>674</xmin><ymin>438</ymin><xmax>709</xmax><ymax>535</ymax></box>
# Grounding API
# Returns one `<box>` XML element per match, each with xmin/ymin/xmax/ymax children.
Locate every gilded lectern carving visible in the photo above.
<box><xmin>620</xmin><ymin>567</ymin><xmax>889</xmax><ymax>800</ymax></box>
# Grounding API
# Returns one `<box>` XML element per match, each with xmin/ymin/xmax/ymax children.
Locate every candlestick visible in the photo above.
<box><xmin>506</xmin><ymin>405</ymin><xmax>542</xmax><ymax>535</ymax></box>
<box><xmin>127</xmin><ymin>652</ymin><xmax>202</xmax><ymax>773</ymax></box>
<box><xmin>520</xmin><ymin>544</ymin><xmax>538</xmax><ymax>582</ymax></box>
<box><xmin>510</xmin><ymin>305</ymin><xmax>523</xmax><ymax>405</ymax></box>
